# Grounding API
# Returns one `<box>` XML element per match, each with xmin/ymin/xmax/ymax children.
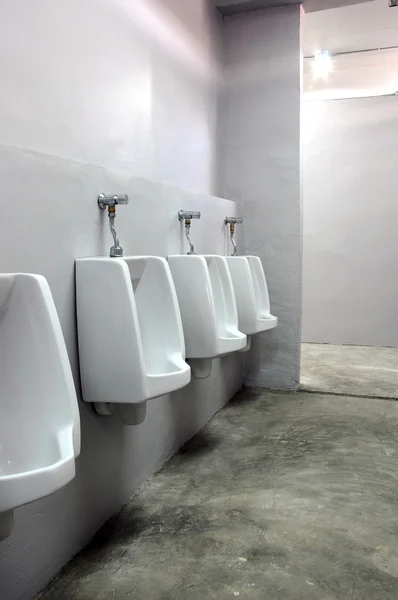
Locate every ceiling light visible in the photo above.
<box><xmin>312</xmin><ymin>50</ymin><xmax>332</xmax><ymax>79</ymax></box>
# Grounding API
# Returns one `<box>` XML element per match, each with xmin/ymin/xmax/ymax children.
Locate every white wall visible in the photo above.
<box><xmin>0</xmin><ymin>0</ymin><xmax>222</xmax><ymax>193</ymax></box>
<box><xmin>218</xmin><ymin>5</ymin><xmax>302</xmax><ymax>389</ymax></box>
<box><xmin>0</xmin><ymin>2</ymin><xmax>243</xmax><ymax>600</ymax></box>
<box><xmin>302</xmin><ymin>96</ymin><xmax>398</xmax><ymax>347</ymax></box>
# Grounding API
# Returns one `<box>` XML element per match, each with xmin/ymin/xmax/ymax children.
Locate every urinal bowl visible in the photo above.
<box><xmin>0</xmin><ymin>274</ymin><xmax>80</xmax><ymax>539</ymax></box>
<box><xmin>76</xmin><ymin>256</ymin><xmax>191</xmax><ymax>416</ymax></box>
<box><xmin>225</xmin><ymin>255</ymin><xmax>278</xmax><ymax>337</ymax></box>
<box><xmin>0</xmin><ymin>430</ymin><xmax>76</xmax><ymax>539</ymax></box>
<box><xmin>167</xmin><ymin>255</ymin><xmax>247</xmax><ymax>366</ymax></box>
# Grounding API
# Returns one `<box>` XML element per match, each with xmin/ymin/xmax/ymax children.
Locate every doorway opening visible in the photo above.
<box><xmin>300</xmin><ymin>0</ymin><xmax>398</xmax><ymax>398</ymax></box>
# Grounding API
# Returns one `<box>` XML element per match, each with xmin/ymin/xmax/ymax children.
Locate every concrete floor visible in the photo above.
<box><xmin>37</xmin><ymin>388</ymin><xmax>398</xmax><ymax>600</ymax></box>
<box><xmin>301</xmin><ymin>343</ymin><xmax>398</xmax><ymax>399</ymax></box>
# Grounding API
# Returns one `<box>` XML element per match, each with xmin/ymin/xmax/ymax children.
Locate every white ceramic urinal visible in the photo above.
<box><xmin>225</xmin><ymin>255</ymin><xmax>278</xmax><ymax>350</ymax></box>
<box><xmin>76</xmin><ymin>257</ymin><xmax>190</xmax><ymax>423</ymax></box>
<box><xmin>167</xmin><ymin>255</ymin><xmax>247</xmax><ymax>377</ymax></box>
<box><xmin>0</xmin><ymin>274</ymin><xmax>80</xmax><ymax>540</ymax></box>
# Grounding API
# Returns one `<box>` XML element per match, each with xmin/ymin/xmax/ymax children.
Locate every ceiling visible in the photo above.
<box><xmin>215</xmin><ymin>0</ymin><xmax>375</xmax><ymax>15</ymax></box>
<box><xmin>303</xmin><ymin>0</ymin><xmax>398</xmax><ymax>55</ymax></box>
<box><xmin>303</xmin><ymin>0</ymin><xmax>398</xmax><ymax>99</ymax></box>
<box><xmin>214</xmin><ymin>0</ymin><xmax>398</xmax><ymax>99</ymax></box>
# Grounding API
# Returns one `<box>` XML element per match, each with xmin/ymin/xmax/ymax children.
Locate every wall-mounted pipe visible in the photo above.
<box><xmin>225</xmin><ymin>216</ymin><xmax>243</xmax><ymax>256</ymax></box>
<box><xmin>98</xmin><ymin>193</ymin><xmax>129</xmax><ymax>257</ymax></box>
<box><xmin>178</xmin><ymin>209</ymin><xmax>201</xmax><ymax>255</ymax></box>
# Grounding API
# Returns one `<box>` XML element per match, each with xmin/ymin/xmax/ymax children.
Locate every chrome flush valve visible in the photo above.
<box><xmin>98</xmin><ymin>194</ymin><xmax>129</xmax><ymax>258</ymax></box>
<box><xmin>178</xmin><ymin>210</ymin><xmax>201</xmax><ymax>255</ymax></box>
<box><xmin>225</xmin><ymin>217</ymin><xmax>243</xmax><ymax>256</ymax></box>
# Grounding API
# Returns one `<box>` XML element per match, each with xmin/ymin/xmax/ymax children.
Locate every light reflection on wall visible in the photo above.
<box><xmin>113</xmin><ymin>0</ymin><xmax>221</xmax><ymax>82</ymax></box>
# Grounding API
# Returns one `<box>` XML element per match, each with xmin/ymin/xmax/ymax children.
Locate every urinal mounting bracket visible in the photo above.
<box><xmin>178</xmin><ymin>209</ymin><xmax>201</xmax><ymax>255</ymax></box>
<box><xmin>225</xmin><ymin>216</ymin><xmax>243</xmax><ymax>256</ymax></box>
<box><xmin>98</xmin><ymin>193</ymin><xmax>129</xmax><ymax>258</ymax></box>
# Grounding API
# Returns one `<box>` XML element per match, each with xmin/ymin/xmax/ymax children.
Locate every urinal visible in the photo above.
<box><xmin>167</xmin><ymin>255</ymin><xmax>247</xmax><ymax>377</ymax></box>
<box><xmin>225</xmin><ymin>255</ymin><xmax>278</xmax><ymax>350</ymax></box>
<box><xmin>0</xmin><ymin>274</ymin><xmax>80</xmax><ymax>540</ymax></box>
<box><xmin>76</xmin><ymin>256</ymin><xmax>191</xmax><ymax>423</ymax></box>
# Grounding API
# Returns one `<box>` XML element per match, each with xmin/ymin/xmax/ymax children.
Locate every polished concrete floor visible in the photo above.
<box><xmin>301</xmin><ymin>343</ymin><xmax>398</xmax><ymax>399</ymax></box>
<box><xmin>38</xmin><ymin>388</ymin><xmax>398</xmax><ymax>600</ymax></box>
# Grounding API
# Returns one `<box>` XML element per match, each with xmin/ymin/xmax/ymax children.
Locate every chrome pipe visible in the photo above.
<box><xmin>185</xmin><ymin>222</ymin><xmax>195</xmax><ymax>255</ymax></box>
<box><xmin>98</xmin><ymin>193</ymin><xmax>129</xmax><ymax>258</ymax></box>
<box><xmin>230</xmin><ymin>232</ymin><xmax>237</xmax><ymax>257</ymax></box>
<box><xmin>178</xmin><ymin>210</ymin><xmax>201</xmax><ymax>221</ymax></box>
<box><xmin>178</xmin><ymin>209</ymin><xmax>201</xmax><ymax>255</ymax></box>
<box><xmin>225</xmin><ymin>216</ymin><xmax>243</xmax><ymax>256</ymax></box>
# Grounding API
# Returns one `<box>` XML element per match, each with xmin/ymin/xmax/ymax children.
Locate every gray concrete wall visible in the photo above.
<box><xmin>0</xmin><ymin>2</ymin><xmax>243</xmax><ymax>600</ymax></box>
<box><xmin>302</xmin><ymin>97</ymin><xmax>398</xmax><ymax>347</ymax></box>
<box><xmin>218</xmin><ymin>5</ymin><xmax>302</xmax><ymax>389</ymax></box>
